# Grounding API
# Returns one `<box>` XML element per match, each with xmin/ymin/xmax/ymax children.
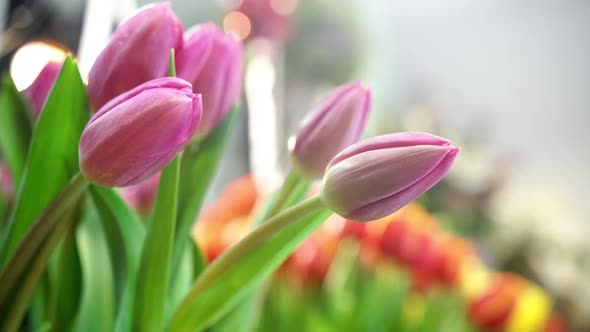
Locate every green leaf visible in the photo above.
<box><xmin>166</xmin><ymin>207</ymin><xmax>332</xmax><ymax>332</ymax></box>
<box><xmin>323</xmin><ymin>239</ymin><xmax>361</xmax><ymax>329</ymax></box>
<box><xmin>0</xmin><ymin>73</ymin><xmax>33</xmax><ymax>184</ymax></box>
<box><xmin>212</xmin><ymin>292</ymin><xmax>261</xmax><ymax>332</ymax></box>
<box><xmin>0</xmin><ymin>191</ymin><xmax>7</xmax><ymax>227</ymax></box>
<box><xmin>173</xmin><ymin>107</ymin><xmax>240</xmax><ymax>277</ymax></box>
<box><xmin>132</xmin><ymin>156</ymin><xmax>180</xmax><ymax>332</ymax></box>
<box><xmin>29</xmin><ymin>275</ymin><xmax>50</xmax><ymax>331</ymax></box>
<box><xmin>191</xmin><ymin>241</ymin><xmax>207</xmax><ymax>279</ymax></box>
<box><xmin>0</xmin><ymin>56</ymin><xmax>89</xmax><ymax>263</ymax></box>
<box><xmin>0</xmin><ymin>173</ymin><xmax>87</xmax><ymax>330</ymax></box>
<box><xmin>75</xmin><ymin>209</ymin><xmax>115</xmax><ymax>332</ymax></box>
<box><xmin>0</xmin><ymin>176</ymin><xmax>85</xmax><ymax>332</ymax></box>
<box><xmin>49</xmin><ymin>218</ymin><xmax>82</xmax><ymax>331</ymax></box>
<box><xmin>88</xmin><ymin>185</ymin><xmax>145</xmax><ymax>332</ymax></box>
<box><xmin>167</xmin><ymin>243</ymin><xmax>195</xmax><ymax>317</ymax></box>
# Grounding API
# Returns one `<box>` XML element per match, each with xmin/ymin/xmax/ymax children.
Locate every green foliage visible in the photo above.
<box><xmin>0</xmin><ymin>56</ymin><xmax>89</xmax><ymax>262</ymax></box>
<box><xmin>0</xmin><ymin>74</ymin><xmax>33</xmax><ymax>184</ymax></box>
<box><xmin>173</xmin><ymin>107</ymin><xmax>240</xmax><ymax>278</ymax></box>
<box><xmin>167</xmin><ymin>206</ymin><xmax>332</xmax><ymax>332</ymax></box>
<box><xmin>132</xmin><ymin>157</ymin><xmax>180</xmax><ymax>332</ymax></box>
<box><xmin>75</xmin><ymin>209</ymin><xmax>115</xmax><ymax>332</ymax></box>
<box><xmin>88</xmin><ymin>186</ymin><xmax>145</xmax><ymax>332</ymax></box>
<box><xmin>0</xmin><ymin>175</ymin><xmax>86</xmax><ymax>331</ymax></box>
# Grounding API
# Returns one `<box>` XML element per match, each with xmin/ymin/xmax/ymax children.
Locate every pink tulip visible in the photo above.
<box><xmin>79</xmin><ymin>77</ymin><xmax>201</xmax><ymax>187</ymax></box>
<box><xmin>176</xmin><ymin>23</ymin><xmax>242</xmax><ymax>138</ymax></box>
<box><xmin>23</xmin><ymin>61</ymin><xmax>61</xmax><ymax>116</ymax></box>
<box><xmin>321</xmin><ymin>132</ymin><xmax>459</xmax><ymax>221</ymax></box>
<box><xmin>291</xmin><ymin>82</ymin><xmax>371</xmax><ymax>179</ymax></box>
<box><xmin>87</xmin><ymin>3</ymin><xmax>183</xmax><ymax>111</ymax></box>
<box><xmin>175</xmin><ymin>24</ymin><xmax>214</xmax><ymax>92</ymax></box>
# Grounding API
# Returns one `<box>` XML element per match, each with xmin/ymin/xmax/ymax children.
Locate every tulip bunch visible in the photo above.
<box><xmin>0</xmin><ymin>2</ymin><xmax>460</xmax><ymax>332</ymax></box>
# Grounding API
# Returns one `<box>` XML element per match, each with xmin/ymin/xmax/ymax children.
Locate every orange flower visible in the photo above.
<box><xmin>467</xmin><ymin>273</ymin><xmax>524</xmax><ymax>331</ymax></box>
<box><xmin>438</xmin><ymin>235</ymin><xmax>476</xmax><ymax>286</ymax></box>
<box><xmin>192</xmin><ymin>175</ymin><xmax>258</xmax><ymax>262</ymax></box>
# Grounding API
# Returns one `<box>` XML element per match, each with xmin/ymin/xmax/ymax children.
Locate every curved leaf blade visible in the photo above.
<box><xmin>75</xmin><ymin>210</ymin><xmax>115</xmax><ymax>332</ymax></box>
<box><xmin>132</xmin><ymin>157</ymin><xmax>180</xmax><ymax>332</ymax></box>
<box><xmin>0</xmin><ymin>56</ymin><xmax>89</xmax><ymax>263</ymax></box>
<box><xmin>167</xmin><ymin>208</ymin><xmax>332</xmax><ymax>332</ymax></box>
<box><xmin>0</xmin><ymin>74</ymin><xmax>33</xmax><ymax>184</ymax></box>
<box><xmin>88</xmin><ymin>185</ymin><xmax>145</xmax><ymax>332</ymax></box>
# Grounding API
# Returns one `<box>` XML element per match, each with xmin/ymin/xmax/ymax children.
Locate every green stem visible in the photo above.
<box><xmin>262</xmin><ymin>170</ymin><xmax>302</xmax><ymax>220</ymax></box>
<box><xmin>188</xmin><ymin>195</ymin><xmax>323</xmax><ymax>297</ymax></box>
<box><xmin>168</xmin><ymin>49</ymin><xmax>176</xmax><ymax>77</ymax></box>
<box><xmin>0</xmin><ymin>173</ymin><xmax>87</xmax><ymax>304</ymax></box>
<box><xmin>0</xmin><ymin>173</ymin><xmax>87</xmax><ymax>331</ymax></box>
<box><xmin>132</xmin><ymin>156</ymin><xmax>180</xmax><ymax>332</ymax></box>
<box><xmin>170</xmin><ymin>107</ymin><xmax>239</xmax><ymax>278</ymax></box>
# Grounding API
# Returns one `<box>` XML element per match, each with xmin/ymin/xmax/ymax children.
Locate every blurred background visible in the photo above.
<box><xmin>1</xmin><ymin>0</ymin><xmax>588</xmax><ymax>330</ymax></box>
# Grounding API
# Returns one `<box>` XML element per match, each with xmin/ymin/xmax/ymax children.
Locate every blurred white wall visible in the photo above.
<box><xmin>357</xmin><ymin>0</ymin><xmax>590</xmax><ymax>233</ymax></box>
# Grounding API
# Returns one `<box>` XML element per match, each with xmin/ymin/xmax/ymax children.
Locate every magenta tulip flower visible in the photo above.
<box><xmin>291</xmin><ymin>82</ymin><xmax>371</xmax><ymax>179</ymax></box>
<box><xmin>176</xmin><ymin>22</ymin><xmax>242</xmax><ymax>138</ymax></box>
<box><xmin>175</xmin><ymin>24</ymin><xmax>214</xmax><ymax>92</ymax></box>
<box><xmin>23</xmin><ymin>61</ymin><xmax>61</xmax><ymax>116</ymax></box>
<box><xmin>321</xmin><ymin>132</ymin><xmax>460</xmax><ymax>221</ymax></box>
<box><xmin>87</xmin><ymin>3</ymin><xmax>183</xmax><ymax>111</ymax></box>
<box><xmin>79</xmin><ymin>77</ymin><xmax>201</xmax><ymax>187</ymax></box>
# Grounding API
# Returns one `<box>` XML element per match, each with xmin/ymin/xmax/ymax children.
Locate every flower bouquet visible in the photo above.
<box><xmin>0</xmin><ymin>3</ymin><xmax>465</xmax><ymax>332</ymax></box>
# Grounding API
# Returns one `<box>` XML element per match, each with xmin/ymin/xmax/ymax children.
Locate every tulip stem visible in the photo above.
<box><xmin>132</xmin><ymin>156</ymin><xmax>180</xmax><ymax>332</ymax></box>
<box><xmin>168</xmin><ymin>49</ymin><xmax>176</xmax><ymax>77</ymax></box>
<box><xmin>261</xmin><ymin>170</ymin><xmax>305</xmax><ymax>221</ymax></box>
<box><xmin>181</xmin><ymin>195</ymin><xmax>324</xmax><ymax>299</ymax></box>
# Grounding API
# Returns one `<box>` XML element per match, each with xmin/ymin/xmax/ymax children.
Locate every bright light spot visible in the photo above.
<box><xmin>287</xmin><ymin>135</ymin><xmax>297</xmax><ymax>152</ymax></box>
<box><xmin>223</xmin><ymin>11</ymin><xmax>251</xmax><ymax>41</ymax></box>
<box><xmin>246</xmin><ymin>48</ymin><xmax>282</xmax><ymax>194</ymax></box>
<box><xmin>10</xmin><ymin>41</ymin><xmax>67</xmax><ymax>91</ymax></box>
<box><xmin>270</xmin><ymin>0</ymin><xmax>298</xmax><ymax>16</ymax></box>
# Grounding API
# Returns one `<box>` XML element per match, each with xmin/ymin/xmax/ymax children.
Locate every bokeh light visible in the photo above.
<box><xmin>223</xmin><ymin>11</ymin><xmax>252</xmax><ymax>40</ymax></box>
<box><xmin>270</xmin><ymin>0</ymin><xmax>298</xmax><ymax>16</ymax></box>
<box><xmin>10</xmin><ymin>41</ymin><xmax>67</xmax><ymax>91</ymax></box>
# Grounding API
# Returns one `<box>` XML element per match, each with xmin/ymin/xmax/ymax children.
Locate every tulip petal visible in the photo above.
<box><xmin>177</xmin><ymin>23</ymin><xmax>243</xmax><ymax>138</ymax></box>
<box><xmin>346</xmin><ymin>147</ymin><xmax>459</xmax><ymax>221</ymax></box>
<box><xmin>87</xmin><ymin>3</ymin><xmax>184</xmax><ymax>111</ymax></box>
<box><xmin>24</xmin><ymin>61</ymin><xmax>62</xmax><ymax>116</ymax></box>
<box><xmin>175</xmin><ymin>24</ymin><xmax>215</xmax><ymax>87</ymax></box>
<box><xmin>328</xmin><ymin>132</ymin><xmax>450</xmax><ymax>168</ymax></box>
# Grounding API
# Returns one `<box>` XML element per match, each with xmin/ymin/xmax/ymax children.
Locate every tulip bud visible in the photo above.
<box><xmin>79</xmin><ymin>77</ymin><xmax>201</xmax><ymax>187</ymax></box>
<box><xmin>176</xmin><ymin>23</ymin><xmax>242</xmax><ymax>138</ymax></box>
<box><xmin>23</xmin><ymin>61</ymin><xmax>61</xmax><ymax>116</ymax></box>
<box><xmin>321</xmin><ymin>132</ymin><xmax>459</xmax><ymax>221</ymax></box>
<box><xmin>291</xmin><ymin>82</ymin><xmax>371</xmax><ymax>179</ymax></box>
<box><xmin>87</xmin><ymin>3</ymin><xmax>183</xmax><ymax>111</ymax></box>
